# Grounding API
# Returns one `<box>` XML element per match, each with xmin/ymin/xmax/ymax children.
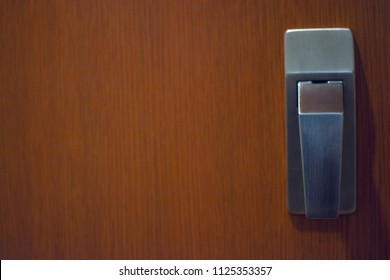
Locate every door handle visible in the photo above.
<box><xmin>284</xmin><ymin>29</ymin><xmax>356</xmax><ymax>219</ymax></box>
<box><xmin>298</xmin><ymin>81</ymin><xmax>343</xmax><ymax>218</ymax></box>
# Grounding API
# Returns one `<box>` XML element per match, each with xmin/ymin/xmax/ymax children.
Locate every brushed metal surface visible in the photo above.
<box><xmin>285</xmin><ymin>28</ymin><xmax>356</xmax><ymax>217</ymax></box>
<box><xmin>298</xmin><ymin>81</ymin><xmax>343</xmax><ymax>218</ymax></box>
<box><xmin>298</xmin><ymin>81</ymin><xmax>343</xmax><ymax>113</ymax></box>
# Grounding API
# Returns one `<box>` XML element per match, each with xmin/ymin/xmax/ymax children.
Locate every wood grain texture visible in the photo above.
<box><xmin>0</xmin><ymin>0</ymin><xmax>389</xmax><ymax>259</ymax></box>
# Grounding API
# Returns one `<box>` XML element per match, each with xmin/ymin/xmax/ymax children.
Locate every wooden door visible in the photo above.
<box><xmin>1</xmin><ymin>0</ymin><xmax>389</xmax><ymax>259</ymax></box>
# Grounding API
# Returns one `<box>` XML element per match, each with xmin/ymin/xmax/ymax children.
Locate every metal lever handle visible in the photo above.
<box><xmin>298</xmin><ymin>81</ymin><xmax>343</xmax><ymax>219</ymax></box>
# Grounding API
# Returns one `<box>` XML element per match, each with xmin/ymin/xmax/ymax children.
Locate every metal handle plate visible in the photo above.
<box><xmin>284</xmin><ymin>28</ymin><xmax>356</xmax><ymax>219</ymax></box>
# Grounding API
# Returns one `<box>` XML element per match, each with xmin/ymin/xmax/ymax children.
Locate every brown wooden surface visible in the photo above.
<box><xmin>1</xmin><ymin>0</ymin><xmax>390</xmax><ymax>259</ymax></box>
